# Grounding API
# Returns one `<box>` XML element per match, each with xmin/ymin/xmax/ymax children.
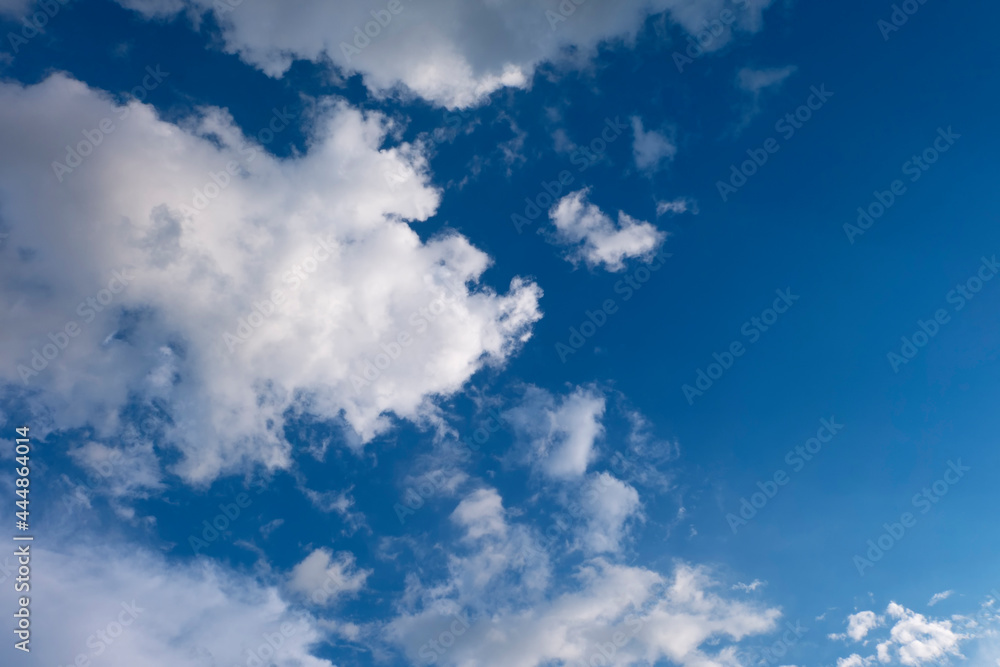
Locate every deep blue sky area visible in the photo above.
<box><xmin>1</xmin><ymin>1</ymin><xmax>999</xmax><ymax>666</ymax></box>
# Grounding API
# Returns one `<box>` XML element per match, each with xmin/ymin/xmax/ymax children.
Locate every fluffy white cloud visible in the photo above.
<box><xmin>0</xmin><ymin>74</ymin><xmax>541</xmax><ymax>483</ymax></box>
<box><xmin>287</xmin><ymin>548</ymin><xmax>370</xmax><ymax>606</ymax></box>
<box><xmin>886</xmin><ymin>602</ymin><xmax>968</xmax><ymax>665</ymax></box>
<box><xmin>631</xmin><ymin>116</ymin><xmax>676</xmax><ymax>172</ymax></box>
<box><xmin>114</xmin><ymin>0</ymin><xmax>777</xmax><ymax>108</ymax></box>
<box><xmin>577</xmin><ymin>472</ymin><xmax>642</xmax><ymax>554</ymax></box>
<box><xmin>0</xmin><ymin>542</ymin><xmax>333</xmax><ymax>667</ymax></box>
<box><xmin>845</xmin><ymin>610</ymin><xmax>881</xmax><ymax>641</ymax></box>
<box><xmin>549</xmin><ymin>189</ymin><xmax>666</xmax><ymax>272</ymax></box>
<box><xmin>504</xmin><ymin>384</ymin><xmax>606</xmax><ymax>479</ymax></box>
<box><xmin>452</xmin><ymin>487</ymin><xmax>507</xmax><ymax>541</ymax></box>
<box><xmin>388</xmin><ymin>487</ymin><xmax>781</xmax><ymax>667</ymax></box>
<box><xmin>834</xmin><ymin>603</ymin><xmax>969</xmax><ymax>666</ymax></box>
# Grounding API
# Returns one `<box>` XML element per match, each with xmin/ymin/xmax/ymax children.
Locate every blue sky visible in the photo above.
<box><xmin>1</xmin><ymin>1</ymin><xmax>999</xmax><ymax>666</ymax></box>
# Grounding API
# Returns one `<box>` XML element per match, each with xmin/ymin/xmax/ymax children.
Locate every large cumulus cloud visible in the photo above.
<box><xmin>0</xmin><ymin>74</ymin><xmax>541</xmax><ymax>483</ymax></box>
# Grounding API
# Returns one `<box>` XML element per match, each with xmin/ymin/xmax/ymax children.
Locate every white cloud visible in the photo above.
<box><xmin>303</xmin><ymin>487</ymin><xmax>368</xmax><ymax>535</ymax></box>
<box><xmin>114</xmin><ymin>0</ymin><xmax>777</xmax><ymax>108</ymax></box>
<box><xmin>287</xmin><ymin>548</ymin><xmax>370</xmax><ymax>606</ymax></box>
<box><xmin>577</xmin><ymin>472</ymin><xmax>642</xmax><ymax>554</ymax></box>
<box><xmin>927</xmin><ymin>590</ymin><xmax>953</xmax><ymax>607</ymax></box>
<box><xmin>886</xmin><ymin>602</ymin><xmax>968</xmax><ymax>665</ymax></box>
<box><xmin>631</xmin><ymin>116</ymin><xmax>676</xmax><ymax>172</ymax></box>
<box><xmin>452</xmin><ymin>487</ymin><xmax>507</xmax><ymax>541</ymax></box>
<box><xmin>549</xmin><ymin>189</ymin><xmax>666</xmax><ymax>272</ymax></box>
<box><xmin>656</xmin><ymin>197</ymin><xmax>698</xmax><ymax>216</ymax></box>
<box><xmin>0</xmin><ymin>542</ymin><xmax>334</xmax><ymax>667</ymax></box>
<box><xmin>845</xmin><ymin>611</ymin><xmax>881</xmax><ymax>641</ymax></box>
<box><xmin>737</xmin><ymin>65</ymin><xmax>796</xmax><ymax>95</ymax></box>
<box><xmin>504</xmin><ymin>385</ymin><xmax>606</xmax><ymax>479</ymax></box>
<box><xmin>732</xmin><ymin>579</ymin><xmax>765</xmax><ymax>592</ymax></box>
<box><xmin>833</xmin><ymin>603</ymin><xmax>969</xmax><ymax>667</ymax></box>
<box><xmin>0</xmin><ymin>74</ymin><xmax>541</xmax><ymax>484</ymax></box>
<box><xmin>387</xmin><ymin>487</ymin><xmax>781</xmax><ymax>667</ymax></box>
<box><xmin>734</xmin><ymin>65</ymin><xmax>796</xmax><ymax>131</ymax></box>
<box><xmin>69</xmin><ymin>439</ymin><xmax>164</xmax><ymax>502</ymax></box>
